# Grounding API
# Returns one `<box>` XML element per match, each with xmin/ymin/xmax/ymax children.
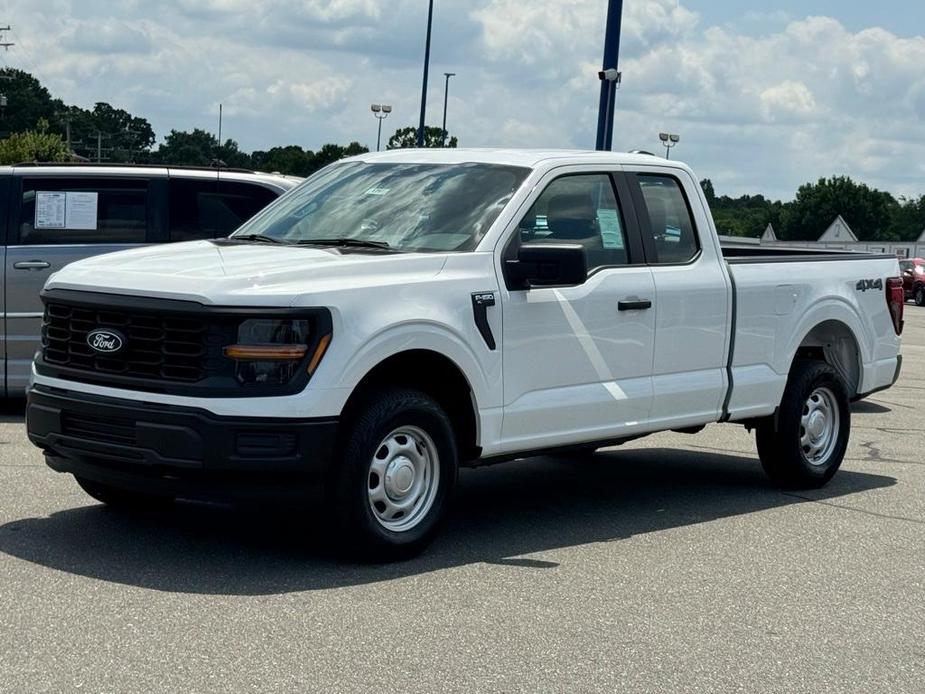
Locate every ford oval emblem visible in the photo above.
<box><xmin>86</xmin><ymin>328</ymin><xmax>126</xmax><ymax>355</ymax></box>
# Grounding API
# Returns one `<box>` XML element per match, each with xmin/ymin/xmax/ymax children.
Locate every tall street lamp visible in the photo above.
<box><xmin>371</xmin><ymin>104</ymin><xmax>392</xmax><ymax>151</ymax></box>
<box><xmin>659</xmin><ymin>132</ymin><xmax>680</xmax><ymax>159</ymax></box>
<box><xmin>417</xmin><ymin>0</ymin><xmax>435</xmax><ymax>147</ymax></box>
<box><xmin>441</xmin><ymin>72</ymin><xmax>455</xmax><ymax>147</ymax></box>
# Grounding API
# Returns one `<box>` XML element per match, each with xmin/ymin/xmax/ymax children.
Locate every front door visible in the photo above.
<box><xmin>499</xmin><ymin>171</ymin><xmax>656</xmax><ymax>452</ymax></box>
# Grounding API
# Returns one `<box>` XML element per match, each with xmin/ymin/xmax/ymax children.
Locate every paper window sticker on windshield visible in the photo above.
<box><xmin>664</xmin><ymin>225</ymin><xmax>682</xmax><ymax>242</ymax></box>
<box><xmin>64</xmin><ymin>192</ymin><xmax>99</xmax><ymax>230</ymax></box>
<box><xmin>35</xmin><ymin>191</ymin><xmax>67</xmax><ymax>229</ymax></box>
<box><xmin>597</xmin><ymin>209</ymin><xmax>624</xmax><ymax>249</ymax></box>
<box><xmin>364</xmin><ymin>187</ymin><xmax>390</xmax><ymax>196</ymax></box>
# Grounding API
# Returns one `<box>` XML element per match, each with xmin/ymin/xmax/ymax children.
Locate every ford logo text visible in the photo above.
<box><xmin>86</xmin><ymin>329</ymin><xmax>126</xmax><ymax>355</ymax></box>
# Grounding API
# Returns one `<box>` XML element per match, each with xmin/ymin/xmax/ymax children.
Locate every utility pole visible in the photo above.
<box><xmin>595</xmin><ymin>1</ymin><xmax>623</xmax><ymax>151</ymax></box>
<box><xmin>417</xmin><ymin>0</ymin><xmax>434</xmax><ymax>148</ymax></box>
<box><xmin>0</xmin><ymin>25</ymin><xmax>14</xmax><ymax>51</ymax></box>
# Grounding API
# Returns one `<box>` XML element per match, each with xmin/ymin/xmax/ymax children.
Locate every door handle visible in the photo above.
<box><xmin>13</xmin><ymin>260</ymin><xmax>51</xmax><ymax>271</ymax></box>
<box><xmin>618</xmin><ymin>299</ymin><xmax>652</xmax><ymax>311</ymax></box>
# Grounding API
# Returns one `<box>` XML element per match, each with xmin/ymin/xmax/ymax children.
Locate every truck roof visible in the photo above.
<box><xmin>353</xmin><ymin>147</ymin><xmax>686</xmax><ymax>170</ymax></box>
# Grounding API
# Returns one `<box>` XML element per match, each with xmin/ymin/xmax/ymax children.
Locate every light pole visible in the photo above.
<box><xmin>371</xmin><ymin>104</ymin><xmax>392</xmax><ymax>151</ymax></box>
<box><xmin>597</xmin><ymin>69</ymin><xmax>622</xmax><ymax>151</ymax></box>
<box><xmin>441</xmin><ymin>72</ymin><xmax>455</xmax><ymax>147</ymax></box>
<box><xmin>595</xmin><ymin>0</ymin><xmax>624</xmax><ymax>150</ymax></box>
<box><xmin>659</xmin><ymin>132</ymin><xmax>680</xmax><ymax>159</ymax></box>
<box><xmin>417</xmin><ymin>0</ymin><xmax>435</xmax><ymax>147</ymax></box>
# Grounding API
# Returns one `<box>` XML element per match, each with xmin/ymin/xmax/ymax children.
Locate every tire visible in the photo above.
<box><xmin>915</xmin><ymin>285</ymin><xmax>925</xmax><ymax>306</ymax></box>
<box><xmin>75</xmin><ymin>477</ymin><xmax>175</xmax><ymax>510</ymax></box>
<box><xmin>755</xmin><ymin>360</ymin><xmax>850</xmax><ymax>489</ymax></box>
<box><xmin>328</xmin><ymin>388</ymin><xmax>458</xmax><ymax>561</ymax></box>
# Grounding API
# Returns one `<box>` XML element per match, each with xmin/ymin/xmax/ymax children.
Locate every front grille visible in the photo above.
<box><xmin>42</xmin><ymin>302</ymin><xmax>222</xmax><ymax>383</ymax></box>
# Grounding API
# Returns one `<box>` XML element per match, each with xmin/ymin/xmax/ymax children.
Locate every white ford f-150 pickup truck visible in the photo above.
<box><xmin>26</xmin><ymin>149</ymin><xmax>904</xmax><ymax>559</ymax></box>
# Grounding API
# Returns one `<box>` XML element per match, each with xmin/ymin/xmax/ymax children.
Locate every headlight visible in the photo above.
<box><xmin>223</xmin><ymin>318</ymin><xmax>330</xmax><ymax>386</ymax></box>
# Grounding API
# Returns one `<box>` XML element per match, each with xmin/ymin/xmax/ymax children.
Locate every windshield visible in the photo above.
<box><xmin>232</xmin><ymin>162</ymin><xmax>530</xmax><ymax>252</ymax></box>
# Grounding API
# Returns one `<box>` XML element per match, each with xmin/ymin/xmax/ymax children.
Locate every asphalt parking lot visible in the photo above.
<box><xmin>1</xmin><ymin>311</ymin><xmax>922</xmax><ymax>693</ymax></box>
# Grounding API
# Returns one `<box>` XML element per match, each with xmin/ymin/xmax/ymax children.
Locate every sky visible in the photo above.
<box><xmin>4</xmin><ymin>0</ymin><xmax>925</xmax><ymax>201</ymax></box>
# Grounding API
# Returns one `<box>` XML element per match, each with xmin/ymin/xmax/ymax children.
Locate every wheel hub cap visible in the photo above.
<box><xmin>807</xmin><ymin>411</ymin><xmax>826</xmax><ymax>439</ymax></box>
<box><xmin>385</xmin><ymin>457</ymin><xmax>415</xmax><ymax>498</ymax></box>
<box><xmin>367</xmin><ymin>426</ymin><xmax>441</xmax><ymax>533</ymax></box>
<box><xmin>799</xmin><ymin>387</ymin><xmax>840</xmax><ymax>466</ymax></box>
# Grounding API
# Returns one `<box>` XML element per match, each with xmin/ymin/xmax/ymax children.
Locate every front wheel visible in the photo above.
<box><xmin>915</xmin><ymin>285</ymin><xmax>925</xmax><ymax>306</ymax></box>
<box><xmin>328</xmin><ymin>388</ymin><xmax>458</xmax><ymax>561</ymax></box>
<box><xmin>755</xmin><ymin>360</ymin><xmax>850</xmax><ymax>488</ymax></box>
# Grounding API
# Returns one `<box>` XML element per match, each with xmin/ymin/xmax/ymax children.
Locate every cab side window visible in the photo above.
<box><xmin>18</xmin><ymin>177</ymin><xmax>148</xmax><ymax>245</ymax></box>
<box><xmin>517</xmin><ymin>174</ymin><xmax>628</xmax><ymax>270</ymax></box>
<box><xmin>637</xmin><ymin>175</ymin><xmax>699</xmax><ymax>264</ymax></box>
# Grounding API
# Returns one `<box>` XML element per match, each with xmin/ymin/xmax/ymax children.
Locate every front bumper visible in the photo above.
<box><xmin>27</xmin><ymin>384</ymin><xmax>339</xmax><ymax>501</ymax></box>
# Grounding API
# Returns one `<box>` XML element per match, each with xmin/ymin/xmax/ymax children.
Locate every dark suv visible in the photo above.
<box><xmin>900</xmin><ymin>258</ymin><xmax>925</xmax><ymax>306</ymax></box>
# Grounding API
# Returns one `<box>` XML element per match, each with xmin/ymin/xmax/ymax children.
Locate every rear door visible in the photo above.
<box><xmin>4</xmin><ymin>173</ymin><xmax>155</xmax><ymax>392</ymax></box>
<box><xmin>626</xmin><ymin>168</ymin><xmax>730</xmax><ymax>428</ymax></box>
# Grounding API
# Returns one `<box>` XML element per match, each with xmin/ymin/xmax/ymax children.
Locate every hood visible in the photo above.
<box><xmin>46</xmin><ymin>240</ymin><xmax>449</xmax><ymax>306</ymax></box>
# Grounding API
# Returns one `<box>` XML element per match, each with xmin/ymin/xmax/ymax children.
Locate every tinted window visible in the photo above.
<box><xmin>19</xmin><ymin>177</ymin><xmax>148</xmax><ymax>245</ymax></box>
<box><xmin>638</xmin><ymin>175</ymin><xmax>699</xmax><ymax>264</ymax></box>
<box><xmin>517</xmin><ymin>174</ymin><xmax>628</xmax><ymax>270</ymax></box>
<box><xmin>169</xmin><ymin>178</ymin><xmax>279</xmax><ymax>242</ymax></box>
<box><xmin>234</xmin><ymin>162</ymin><xmax>530</xmax><ymax>252</ymax></box>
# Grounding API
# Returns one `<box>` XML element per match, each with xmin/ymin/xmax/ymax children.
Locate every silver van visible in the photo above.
<box><xmin>1</xmin><ymin>163</ymin><xmax>299</xmax><ymax>394</ymax></box>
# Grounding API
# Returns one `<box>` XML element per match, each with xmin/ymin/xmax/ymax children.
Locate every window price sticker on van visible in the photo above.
<box><xmin>35</xmin><ymin>191</ymin><xmax>67</xmax><ymax>229</ymax></box>
<box><xmin>34</xmin><ymin>191</ymin><xmax>99</xmax><ymax>230</ymax></box>
<box><xmin>64</xmin><ymin>192</ymin><xmax>99</xmax><ymax>230</ymax></box>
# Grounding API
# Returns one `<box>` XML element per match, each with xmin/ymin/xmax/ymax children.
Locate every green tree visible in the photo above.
<box><xmin>0</xmin><ymin>69</ymin><xmax>64</xmax><ymax>136</ymax></box>
<box><xmin>0</xmin><ymin>118</ymin><xmax>69</xmax><ymax>164</ymax></box>
<box><xmin>779</xmin><ymin>176</ymin><xmax>897</xmax><ymax>241</ymax></box>
<box><xmin>64</xmin><ymin>102</ymin><xmax>156</xmax><ymax>162</ymax></box>
<box><xmin>250</xmin><ymin>142</ymin><xmax>368</xmax><ymax>177</ymax></box>
<box><xmin>387</xmin><ymin>125</ymin><xmax>458</xmax><ymax>149</ymax></box>
<box><xmin>150</xmin><ymin>128</ymin><xmax>249</xmax><ymax>167</ymax></box>
<box><xmin>886</xmin><ymin>196</ymin><xmax>925</xmax><ymax>241</ymax></box>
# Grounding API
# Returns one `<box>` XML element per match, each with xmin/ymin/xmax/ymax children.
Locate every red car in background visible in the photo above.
<box><xmin>900</xmin><ymin>258</ymin><xmax>925</xmax><ymax>305</ymax></box>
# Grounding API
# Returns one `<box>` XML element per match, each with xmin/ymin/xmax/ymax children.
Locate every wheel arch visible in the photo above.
<box><xmin>792</xmin><ymin>319</ymin><xmax>862</xmax><ymax>397</ymax></box>
<box><xmin>340</xmin><ymin>349</ymin><xmax>481</xmax><ymax>462</ymax></box>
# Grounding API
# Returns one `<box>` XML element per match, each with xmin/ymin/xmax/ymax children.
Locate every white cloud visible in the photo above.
<box><xmin>7</xmin><ymin>0</ymin><xmax>925</xmax><ymax>199</ymax></box>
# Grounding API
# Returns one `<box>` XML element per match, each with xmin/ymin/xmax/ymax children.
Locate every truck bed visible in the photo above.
<box><xmin>721</xmin><ymin>248</ymin><xmax>901</xmax><ymax>422</ymax></box>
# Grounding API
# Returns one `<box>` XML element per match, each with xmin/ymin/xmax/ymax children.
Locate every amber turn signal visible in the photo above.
<box><xmin>224</xmin><ymin>345</ymin><xmax>309</xmax><ymax>360</ymax></box>
<box><xmin>307</xmin><ymin>333</ymin><xmax>332</xmax><ymax>374</ymax></box>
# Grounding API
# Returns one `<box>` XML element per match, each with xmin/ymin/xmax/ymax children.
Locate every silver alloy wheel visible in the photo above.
<box><xmin>799</xmin><ymin>387</ymin><xmax>840</xmax><ymax>466</ymax></box>
<box><xmin>367</xmin><ymin>425</ymin><xmax>440</xmax><ymax>532</ymax></box>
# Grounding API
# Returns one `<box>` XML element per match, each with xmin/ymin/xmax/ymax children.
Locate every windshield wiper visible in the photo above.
<box><xmin>295</xmin><ymin>238</ymin><xmax>391</xmax><ymax>250</ymax></box>
<box><xmin>229</xmin><ymin>233</ymin><xmax>288</xmax><ymax>244</ymax></box>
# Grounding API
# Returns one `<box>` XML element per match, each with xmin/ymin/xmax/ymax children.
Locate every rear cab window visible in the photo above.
<box><xmin>17</xmin><ymin>177</ymin><xmax>149</xmax><ymax>245</ymax></box>
<box><xmin>635</xmin><ymin>174</ymin><xmax>700</xmax><ymax>264</ymax></box>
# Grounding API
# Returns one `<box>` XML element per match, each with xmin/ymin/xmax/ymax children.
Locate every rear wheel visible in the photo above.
<box><xmin>755</xmin><ymin>360</ymin><xmax>850</xmax><ymax>489</ymax></box>
<box><xmin>915</xmin><ymin>285</ymin><xmax>925</xmax><ymax>306</ymax></box>
<box><xmin>75</xmin><ymin>477</ymin><xmax>175</xmax><ymax>510</ymax></box>
<box><xmin>328</xmin><ymin>388</ymin><xmax>458</xmax><ymax>561</ymax></box>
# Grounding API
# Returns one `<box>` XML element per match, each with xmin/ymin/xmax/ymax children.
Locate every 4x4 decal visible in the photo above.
<box><xmin>856</xmin><ymin>279</ymin><xmax>883</xmax><ymax>292</ymax></box>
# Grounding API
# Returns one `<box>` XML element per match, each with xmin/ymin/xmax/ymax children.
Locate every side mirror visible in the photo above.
<box><xmin>505</xmin><ymin>243</ymin><xmax>588</xmax><ymax>290</ymax></box>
